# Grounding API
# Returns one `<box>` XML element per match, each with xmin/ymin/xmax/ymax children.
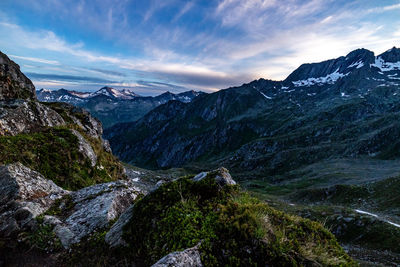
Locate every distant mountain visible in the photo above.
<box><xmin>37</xmin><ymin>87</ymin><xmax>204</xmax><ymax>127</ymax></box>
<box><xmin>89</xmin><ymin>86</ymin><xmax>140</xmax><ymax>99</ymax></box>
<box><xmin>104</xmin><ymin>47</ymin><xmax>400</xmax><ymax>176</ymax></box>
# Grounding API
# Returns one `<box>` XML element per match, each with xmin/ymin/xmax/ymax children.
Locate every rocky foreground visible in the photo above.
<box><xmin>0</xmin><ymin>51</ymin><xmax>355</xmax><ymax>266</ymax></box>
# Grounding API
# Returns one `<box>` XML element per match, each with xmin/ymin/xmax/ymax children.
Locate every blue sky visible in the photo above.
<box><xmin>0</xmin><ymin>0</ymin><xmax>400</xmax><ymax>95</ymax></box>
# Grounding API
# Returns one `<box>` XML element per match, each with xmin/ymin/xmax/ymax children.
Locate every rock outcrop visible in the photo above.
<box><xmin>51</xmin><ymin>179</ymin><xmax>145</xmax><ymax>248</ymax></box>
<box><xmin>152</xmin><ymin>245</ymin><xmax>203</xmax><ymax>267</ymax></box>
<box><xmin>105</xmin><ymin>204</ymin><xmax>134</xmax><ymax>247</ymax></box>
<box><xmin>0</xmin><ymin>51</ymin><xmax>36</xmax><ymax>101</ymax></box>
<box><xmin>105</xmin><ymin>168</ymin><xmax>236</xmax><ymax>248</ymax></box>
<box><xmin>193</xmin><ymin>167</ymin><xmax>236</xmax><ymax>187</ymax></box>
<box><xmin>0</xmin><ymin>100</ymin><xmax>65</xmax><ymax>136</ymax></box>
<box><xmin>0</xmin><ymin>163</ymin><xmax>68</xmax><ymax>237</ymax></box>
<box><xmin>71</xmin><ymin>129</ymin><xmax>97</xmax><ymax>167</ymax></box>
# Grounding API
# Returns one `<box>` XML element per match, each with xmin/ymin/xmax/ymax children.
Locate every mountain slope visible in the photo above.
<box><xmin>105</xmin><ymin>47</ymin><xmax>400</xmax><ymax>177</ymax></box>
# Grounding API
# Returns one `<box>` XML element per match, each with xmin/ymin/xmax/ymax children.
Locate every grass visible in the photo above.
<box><xmin>0</xmin><ymin>126</ymin><xmax>124</xmax><ymax>190</ymax></box>
<box><xmin>121</xmin><ymin>175</ymin><xmax>355</xmax><ymax>266</ymax></box>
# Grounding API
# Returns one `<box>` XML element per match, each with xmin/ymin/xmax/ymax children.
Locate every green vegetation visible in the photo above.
<box><xmin>23</xmin><ymin>218</ymin><xmax>63</xmax><ymax>253</ymax></box>
<box><xmin>0</xmin><ymin>126</ymin><xmax>123</xmax><ymax>190</ymax></box>
<box><xmin>284</xmin><ymin>205</ymin><xmax>400</xmax><ymax>254</ymax></box>
<box><xmin>122</xmin><ymin>176</ymin><xmax>355</xmax><ymax>266</ymax></box>
<box><xmin>45</xmin><ymin>194</ymin><xmax>76</xmax><ymax>218</ymax></box>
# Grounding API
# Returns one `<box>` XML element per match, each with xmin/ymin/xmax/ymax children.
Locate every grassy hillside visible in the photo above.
<box><xmin>0</xmin><ymin>126</ymin><xmax>124</xmax><ymax>190</ymax></box>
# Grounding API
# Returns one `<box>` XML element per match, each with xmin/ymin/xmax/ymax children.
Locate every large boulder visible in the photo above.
<box><xmin>0</xmin><ymin>163</ymin><xmax>68</xmax><ymax>237</ymax></box>
<box><xmin>51</xmin><ymin>179</ymin><xmax>146</xmax><ymax>248</ymax></box>
<box><xmin>0</xmin><ymin>51</ymin><xmax>36</xmax><ymax>101</ymax></box>
<box><xmin>151</xmin><ymin>245</ymin><xmax>203</xmax><ymax>267</ymax></box>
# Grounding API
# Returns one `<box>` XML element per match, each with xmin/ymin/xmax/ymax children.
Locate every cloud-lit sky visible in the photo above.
<box><xmin>1</xmin><ymin>0</ymin><xmax>399</xmax><ymax>95</ymax></box>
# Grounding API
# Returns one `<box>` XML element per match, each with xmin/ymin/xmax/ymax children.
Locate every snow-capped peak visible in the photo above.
<box><xmin>90</xmin><ymin>86</ymin><xmax>139</xmax><ymax>99</ymax></box>
<box><xmin>38</xmin><ymin>88</ymin><xmax>52</xmax><ymax>93</ymax></box>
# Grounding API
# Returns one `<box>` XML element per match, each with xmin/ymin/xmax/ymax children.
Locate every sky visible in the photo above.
<box><xmin>0</xmin><ymin>0</ymin><xmax>400</xmax><ymax>96</ymax></box>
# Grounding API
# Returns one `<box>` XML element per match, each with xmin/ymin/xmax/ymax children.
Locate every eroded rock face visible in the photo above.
<box><xmin>0</xmin><ymin>100</ymin><xmax>65</xmax><ymax>136</ymax></box>
<box><xmin>52</xmin><ymin>179</ymin><xmax>146</xmax><ymax>248</ymax></box>
<box><xmin>0</xmin><ymin>163</ymin><xmax>68</xmax><ymax>237</ymax></box>
<box><xmin>105</xmin><ymin>204</ymin><xmax>134</xmax><ymax>247</ymax></box>
<box><xmin>71</xmin><ymin>129</ymin><xmax>97</xmax><ymax>167</ymax></box>
<box><xmin>151</xmin><ymin>245</ymin><xmax>203</xmax><ymax>267</ymax></box>
<box><xmin>0</xmin><ymin>51</ymin><xmax>36</xmax><ymax>101</ymax></box>
<box><xmin>193</xmin><ymin>167</ymin><xmax>236</xmax><ymax>187</ymax></box>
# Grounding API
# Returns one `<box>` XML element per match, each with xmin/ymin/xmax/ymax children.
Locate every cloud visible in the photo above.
<box><xmin>173</xmin><ymin>1</ymin><xmax>196</xmax><ymax>22</ymax></box>
<box><xmin>9</xmin><ymin>55</ymin><xmax>60</xmax><ymax>65</ymax></box>
<box><xmin>2</xmin><ymin>0</ymin><xmax>400</xmax><ymax>94</ymax></box>
<box><xmin>26</xmin><ymin>72</ymin><xmax>114</xmax><ymax>84</ymax></box>
<box><xmin>366</xmin><ymin>2</ymin><xmax>400</xmax><ymax>13</ymax></box>
<box><xmin>137</xmin><ymin>80</ymin><xmax>187</xmax><ymax>90</ymax></box>
<box><xmin>87</xmin><ymin>68</ymin><xmax>126</xmax><ymax>77</ymax></box>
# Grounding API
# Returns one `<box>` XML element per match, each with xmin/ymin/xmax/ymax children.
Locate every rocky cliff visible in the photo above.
<box><xmin>0</xmin><ymin>51</ymin><xmax>36</xmax><ymax>100</ymax></box>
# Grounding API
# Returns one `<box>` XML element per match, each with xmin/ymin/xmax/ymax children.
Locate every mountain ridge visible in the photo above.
<box><xmin>105</xmin><ymin>47</ymin><xmax>400</xmax><ymax>174</ymax></box>
<box><xmin>37</xmin><ymin>87</ymin><xmax>205</xmax><ymax>127</ymax></box>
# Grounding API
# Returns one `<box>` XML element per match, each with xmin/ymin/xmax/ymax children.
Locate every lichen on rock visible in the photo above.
<box><xmin>0</xmin><ymin>163</ymin><xmax>68</xmax><ymax>237</ymax></box>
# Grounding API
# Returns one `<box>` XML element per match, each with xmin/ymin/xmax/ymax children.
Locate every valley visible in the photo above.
<box><xmin>2</xmin><ymin>46</ymin><xmax>400</xmax><ymax>266</ymax></box>
<box><xmin>3</xmin><ymin>1</ymin><xmax>400</xmax><ymax>265</ymax></box>
<box><xmin>102</xmin><ymin>47</ymin><xmax>400</xmax><ymax>265</ymax></box>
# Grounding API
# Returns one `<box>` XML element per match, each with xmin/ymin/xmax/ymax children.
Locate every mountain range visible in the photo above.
<box><xmin>0</xmin><ymin>50</ymin><xmax>357</xmax><ymax>266</ymax></box>
<box><xmin>37</xmin><ymin>86</ymin><xmax>204</xmax><ymax>128</ymax></box>
<box><xmin>105</xmin><ymin>47</ymin><xmax>400</xmax><ymax>174</ymax></box>
<box><xmin>101</xmin><ymin>48</ymin><xmax>400</xmax><ymax>264</ymax></box>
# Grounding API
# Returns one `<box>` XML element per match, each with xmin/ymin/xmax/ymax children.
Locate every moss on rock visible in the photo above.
<box><xmin>0</xmin><ymin>126</ymin><xmax>123</xmax><ymax>190</ymax></box>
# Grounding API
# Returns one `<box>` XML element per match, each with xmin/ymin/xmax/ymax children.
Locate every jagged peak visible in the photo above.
<box><xmin>378</xmin><ymin>46</ymin><xmax>400</xmax><ymax>63</ymax></box>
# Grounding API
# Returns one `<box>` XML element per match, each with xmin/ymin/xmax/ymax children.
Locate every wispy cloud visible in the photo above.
<box><xmin>173</xmin><ymin>1</ymin><xmax>196</xmax><ymax>22</ymax></box>
<box><xmin>9</xmin><ymin>55</ymin><xmax>60</xmax><ymax>65</ymax></box>
<box><xmin>86</xmin><ymin>68</ymin><xmax>126</xmax><ymax>77</ymax></box>
<box><xmin>1</xmin><ymin>0</ymin><xmax>400</xmax><ymax>93</ymax></box>
<box><xmin>366</xmin><ymin>2</ymin><xmax>400</xmax><ymax>13</ymax></box>
<box><xmin>26</xmin><ymin>73</ymin><xmax>115</xmax><ymax>84</ymax></box>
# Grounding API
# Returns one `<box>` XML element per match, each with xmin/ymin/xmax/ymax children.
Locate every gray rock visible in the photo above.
<box><xmin>105</xmin><ymin>204</ymin><xmax>134</xmax><ymax>247</ymax></box>
<box><xmin>43</xmin><ymin>215</ymin><xmax>62</xmax><ymax>226</ymax></box>
<box><xmin>152</xmin><ymin>245</ymin><xmax>203</xmax><ymax>267</ymax></box>
<box><xmin>53</xmin><ymin>179</ymin><xmax>145</xmax><ymax>248</ymax></box>
<box><xmin>102</xmin><ymin>139</ymin><xmax>112</xmax><ymax>153</ymax></box>
<box><xmin>0</xmin><ymin>163</ymin><xmax>68</xmax><ymax>237</ymax></box>
<box><xmin>193</xmin><ymin>167</ymin><xmax>236</xmax><ymax>187</ymax></box>
<box><xmin>71</xmin><ymin>129</ymin><xmax>97</xmax><ymax>167</ymax></box>
<box><xmin>0</xmin><ymin>51</ymin><xmax>36</xmax><ymax>101</ymax></box>
<box><xmin>152</xmin><ymin>180</ymin><xmax>167</xmax><ymax>191</ymax></box>
<box><xmin>0</xmin><ymin>100</ymin><xmax>65</xmax><ymax>136</ymax></box>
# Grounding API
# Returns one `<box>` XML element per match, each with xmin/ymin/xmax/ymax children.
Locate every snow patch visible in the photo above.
<box><xmin>371</xmin><ymin>57</ymin><xmax>400</xmax><ymax>72</ymax></box>
<box><xmin>259</xmin><ymin>91</ymin><xmax>272</xmax><ymax>100</ymax></box>
<box><xmin>347</xmin><ymin>60</ymin><xmax>364</xmax><ymax>69</ymax></box>
<box><xmin>341</xmin><ymin>92</ymin><xmax>350</xmax><ymax>97</ymax></box>
<box><xmin>292</xmin><ymin>68</ymin><xmax>349</xmax><ymax>87</ymax></box>
<box><xmin>355</xmin><ymin>209</ymin><xmax>400</xmax><ymax>228</ymax></box>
